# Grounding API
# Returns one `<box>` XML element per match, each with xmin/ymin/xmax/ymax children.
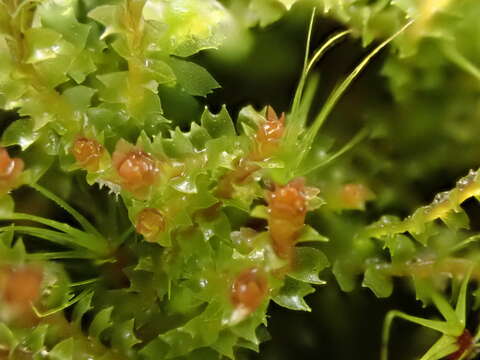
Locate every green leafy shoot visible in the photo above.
<box><xmin>381</xmin><ymin>267</ymin><xmax>475</xmax><ymax>360</ymax></box>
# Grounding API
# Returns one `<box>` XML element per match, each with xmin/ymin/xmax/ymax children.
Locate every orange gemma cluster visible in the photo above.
<box><xmin>72</xmin><ymin>137</ymin><xmax>165</xmax><ymax>241</ymax></box>
<box><xmin>267</xmin><ymin>178</ymin><xmax>307</xmax><ymax>259</ymax></box>
<box><xmin>112</xmin><ymin>146</ymin><xmax>159</xmax><ymax>193</ymax></box>
<box><xmin>0</xmin><ymin>147</ymin><xmax>24</xmax><ymax>194</ymax></box>
<box><xmin>231</xmin><ymin>267</ymin><xmax>268</xmax><ymax>313</ymax></box>
<box><xmin>135</xmin><ymin>208</ymin><xmax>166</xmax><ymax>242</ymax></box>
<box><xmin>72</xmin><ymin>137</ymin><xmax>104</xmax><ymax>171</ymax></box>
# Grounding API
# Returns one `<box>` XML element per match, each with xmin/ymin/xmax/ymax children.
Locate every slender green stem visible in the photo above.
<box><xmin>305</xmin><ymin>30</ymin><xmax>352</xmax><ymax>75</ymax></box>
<box><xmin>304</xmin><ymin>20</ymin><xmax>414</xmax><ymax>153</ymax></box>
<box><xmin>26</xmin><ymin>251</ymin><xmax>95</xmax><ymax>260</ymax></box>
<box><xmin>443</xmin><ymin>44</ymin><xmax>480</xmax><ymax>81</ymax></box>
<box><xmin>30</xmin><ymin>183</ymin><xmax>103</xmax><ymax>239</ymax></box>
<box><xmin>117</xmin><ymin>227</ymin><xmax>134</xmax><ymax>246</ymax></box>
<box><xmin>0</xmin><ymin>225</ymin><xmax>79</xmax><ymax>247</ymax></box>
<box><xmin>0</xmin><ymin>225</ymin><xmax>107</xmax><ymax>254</ymax></box>
<box><xmin>291</xmin><ymin>29</ymin><xmax>351</xmax><ymax>123</ymax></box>
<box><xmin>291</xmin><ymin>8</ymin><xmax>316</xmax><ymax>117</ymax></box>
<box><xmin>450</xmin><ymin>235</ymin><xmax>480</xmax><ymax>254</ymax></box>
<box><xmin>2</xmin><ymin>212</ymin><xmax>88</xmax><ymax>237</ymax></box>
<box><xmin>455</xmin><ymin>265</ymin><xmax>473</xmax><ymax>325</ymax></box>
<box><xmin>32</xmin><ymin>290</ymin><xmax>94</xmax><ymax>318</ymax></box>
<box><xmin>298</xmin><ymin>127</ymin><xmax>368</xmax><ymax>175</ymax></box>
<box><xmin>69</xmin><ymin>278</ymin><xmax>100</xmax><ymax>287</ymax></box>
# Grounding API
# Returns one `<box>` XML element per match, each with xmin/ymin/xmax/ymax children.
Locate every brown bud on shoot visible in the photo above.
<box><xmin>268</xmin><ymin>178</ymin><xmax>307</xmax><ymax>221</ymax></box>
<box><xmin>251</xmin><ymin>106</ymin><xmax>285</xmax><ymax>160</ymax></box>
<box><xmin>267</xmin><ymin>178</ymin><xmax>307</xmax><ymax>259</ymax></box>
<box><xmin>72</xmin><ymin>137</ymin><xmax>104</xmax><ymax>171</ymax></box>
<box><xmin>136</xmin><ymin>208</ymin><xmax>166</xmax><ymax>241</ymax></box>
<box><xmin>231</xmin><ymin>267</ymin><xmax>268</xmax><ymax>312</ymax></box>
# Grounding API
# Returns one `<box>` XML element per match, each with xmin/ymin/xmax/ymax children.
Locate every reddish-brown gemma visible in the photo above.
<box><xmin>2</xmin><ymin>266</ymin><xmax>43</xmax><ymax>309</ymax></box>
<box><xmin>113</xmin><ymin>145</ymin><xmax>158</xmax><ymax>192</ymax></box>
<box><xmin>72</xmin><ymin>137</ymin><xmax>104</xmax><ymax>171</ymax></box>
<box><xmin>0</xmin><ymin>147</ymin><xmax>24</xmax><ymax>193</ymax></box>
<box><xmin>231</xmin><ymin>267</ymin><xmax>268</xmax><ymax>311</ymax></box>
<box><xmin>136</xmin><ymin>208</ymin><xmax>165</xmax><ymax>241</ymax></box>
<box><xmin>340</xmin><ymin>183</ymin><xmax>375</xmax><ymax>210</ymax></box>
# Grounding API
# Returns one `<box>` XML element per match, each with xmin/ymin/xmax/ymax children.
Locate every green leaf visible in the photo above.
<box><xmin>332</xmin><ymin>259</ymin><xmax>358</xmax><ymax>292</ymax></box>
<box><xmin>272</xmin><ymin>277</ymin><xmax>315</xmax><ymax>311</ymax></box>
<box><xmin>289</xmin><ymin>247</ymin><xmax>329</xmax><ymax>285</ymax></box>
<box><xmin>72</xmin><ymin>291</ymin><xmax>94</xmax><ymax>327</ymax></box>
<box><xmin>37</xmin><ymin>0</ymin><xmax>91</xmax><ymax>48</ymax></box>
<box><xmin>277</xmin><ymin>0</ymin><xmax>298</xmax><ymax>10</ymax></box>
<box><xmin>62</xmin><ymin>86</ymin><xmax>96</xmax><ymax>111</ymax></box>
<box><xmin>24</xmin><ymin>28</ymin><xmax>73</xmax><ymax>64</ymax></box>
<box><xmin>24</xmin><ymin>324</ymin><xmax>49</xmax><ymax>353</ymax></box>
<box><xmin>187</xmin><ymin>123</ymin><xmax>211</xmax><ymax>150</ymax></box>
<box><xmin>241</xmin><ymin>0</ymin><xmax>286</xmax><ymax>27</ymax></box>
<box><xmin>89</xmin><ymin>307</ymin><xmax>114</xmax><ymax>339</ymax></box>
<box><xmin>440</xmin><ymin>210</ymin><xmax>470</xmax><ymax>231</ymax></box>
<box><xmin>412</xmin><ymin>275</ymin><xmax>435</xmax><ymax>307</ymax></box>
<box><xmin>68</xmin><ymin>50</ymin><xmax>97</xmax><ymax>83</ymax></box>
<box><xmin>201</xmin><ymin>105</ymin><xmax>236</xmax><ymax>139</ymax></box>
<box><xmin>230</xmin><ymin>312</ymin><xmax>264</xmax><ymax>346</ymax></box>
<box><xmin>97</xmin><ymin>72</ymin><xmax>128</xmax><ymax>103</ymax></box>
<box><xmin>168</xmin><ymin>57</ymin><xmax>220</xmax><ymax>96</ymax></box>
<box><xmin>211</xmin><ymin>330</ymin><xmax>236</xmax><ymax>359</ymax></box>
<box><xmin>111</xmin><ymin>319</ymin><xmax>141</xmax><ymax>353</ymax></box>
<box><xmin>296</xmin><ymin>225</ymin><xmax>329</xmax><ymax>243</ymax></box>
<box><xmin>362</xmin><ymin>266</ymin><xmax>393</xmax><ymax>298</ymax></box>
<box><xmin>250</xmin><ymin>205</ymin><xmax>268</xmax><ymax>220</ymax></box>
<box><xmin>384</xmin><ymin>234</ymin><xmax>416</xmax><ymax>264</ymax></box>
<box><xmin>49</xmin><ymin>338</ymin><xmax>74</xmax><ymax>360</ymax></box>
<box><xmin>162</xmin><ymin>128</ymin><xmax>195</xmax><ymax>158</ymax></box>
<box><xmin>0</xmin><ymin>323</ymin><xmax>17</xmax><ymax>349</ymax></box>
<box><xmin>2</xmin><ymin>119</ymin><xmax>40</xmax><ymax>150</ymax></box>
<box><xmin>88</xmin><ymin>5</ymin><xmax>124</xmax><ymax>39</ymax></box>
<box><xmin>0</xmin><ymin>195</ymin><xmax>14</xmax><ymax>217</ymax></box>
